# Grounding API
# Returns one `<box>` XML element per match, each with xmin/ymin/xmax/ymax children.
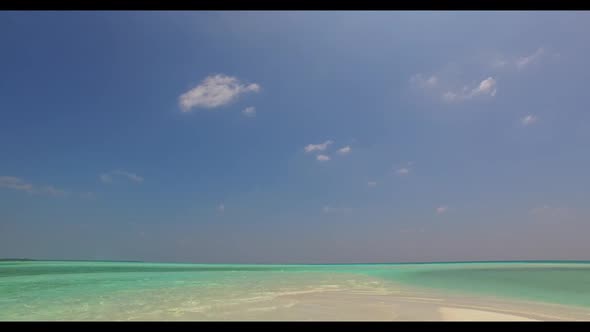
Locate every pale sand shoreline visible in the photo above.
<box><xmin>179</xmin><ymin>286</ymin><xmax>590</xmax><ymax>321</ymax></box>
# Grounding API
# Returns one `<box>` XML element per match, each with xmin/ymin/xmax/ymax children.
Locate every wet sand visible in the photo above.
<box><xmin>179</xmin><ymin>286</ymin><xmax>590</xmax><ymax>321</ymax></box>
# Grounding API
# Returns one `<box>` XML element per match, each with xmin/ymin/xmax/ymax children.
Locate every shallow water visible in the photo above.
<box><xmin>1</xmin><ymin>260</ymin><xmax>589</xmax><ymax>320</ymax></box>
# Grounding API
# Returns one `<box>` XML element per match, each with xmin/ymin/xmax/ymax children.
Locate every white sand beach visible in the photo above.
<box><xmin>177</xmin><ymin>286</ymin><xmax>590</xmax><ymax>321</ymax></box>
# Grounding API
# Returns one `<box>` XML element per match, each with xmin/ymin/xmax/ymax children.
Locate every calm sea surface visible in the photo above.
<box><xmin>1</xmin><ymin>260</ymin><xmax>590</xmax><ymax>320</ymax></box>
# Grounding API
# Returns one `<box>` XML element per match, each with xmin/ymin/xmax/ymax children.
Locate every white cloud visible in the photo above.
<box><xmin>413</xmin><ymin>71</ymin><xmax>497</xmax><ymax>104</ymax></box>
<box><xmin>396</xmin><ymin>167</ymin><xmax>410</xmax><ymax>176</ymax></box>
<box><xmin>99</xmin><ymin>174</ymin><xmax>112</xmax><ymax>183</ymax></box>
<box><xmin>521</xmin><ymin>114</ymin><xmax>538</xmax><ymax>126</ymax></box>
<box><xmin>0</xmin><ymin>176</ymin><xmax>66</xmax><ymax>197</ymax></box>
<box><xmin>492</xmin><ymin>48</ymin><xmax>546</xmax><ymax>71</ymax></box>
<box><xmin>367</xmin><ymin>181</ymin><xmax>377</xmax><ymax>187</ymax></box>
<box><xmin>304</xmin><ymin>140</ymin><xmax>333</xmax><ymax>153</ymax></box>
<box><xmin>39</xmin><ymin>186</ymin><xmax>67</xmax><ymax>197</ymax></box>
<box><xmin>337</xmin><ymin>146</ymin><xmax>351</xmax><ymax>155</ymax></box>
<box><xmin>516</xmin><ymin>48</ymin><xmax>545</xmax><ymax>70</ymax></box>
<box><xmin>472</xmin><ymin>77</ymin><xmax>497</xmax><ymax>97</ymax></box>
<box><xmin>443</xmin><ymin>77</ymin><xmax>497</xmax><ymax>103</ymax></box>
<box><xmin>217</xmin><ymin>203</ymin><xmax>225</xmax><ymax>213</ymax></box>
<box><xmin>322</xmin><ymin>206</ymin><xmax>352</xmax><ymax>214</ymax></box>
<box><xmin>411</xmin><ymin>74</ymin><xmax>438</xmax><ymax>88</ymax></box>
<box><xmin>242</xmin><ymin>106</ymin><xmax>256</xmax><ymax>117</ymax></box>
<box><xmin>436</xmin><ymin>205</ymin><xmax>448</xmax><ymax>215</ymax></box>
<box><xmin>100</xmin><ymin>170</ymin><xmax>144</xmax><ymax>184</ymax></box>
<box><xmin>0</xmin><ymin>176</ymin><xmax>33</xmax><ymax>192</ymax></box>
<box><xmin>179</xmin><ymin>74</ymin><xmax>261</xmax><ymax>112</ymax></box>
<box><xmin>316</xmin><ymin>154</ymin><xmax>331</xmax><ymax>162</ymax></box>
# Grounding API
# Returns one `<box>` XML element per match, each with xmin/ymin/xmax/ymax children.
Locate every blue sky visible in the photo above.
<box><xmin>1</xmin><ymin>11</ymin><xmax>590</xmax><ymax>263</ymax></box>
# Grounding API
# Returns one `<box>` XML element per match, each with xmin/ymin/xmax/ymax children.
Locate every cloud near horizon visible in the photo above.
<box><xmin>0</xmin><ymin>176</ymin><xmax>67</xmax><ymax>197</ymax></box>
<box><xmin>179</xmin><ymin>74</ymin><xmax>261</xmax><ymax>112</ymax></box>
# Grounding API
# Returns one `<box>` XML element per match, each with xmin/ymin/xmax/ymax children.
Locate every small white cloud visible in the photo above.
<box><xmin>411</xmin><ymin>74</ymin><xmax>438</xmax><ymax>88</ymax></box>
<box><xmin>100</xmin><ymin>170</ymin><xmax>143</xmax><ymax>184</ymax></box>
<box><xmin>426</xmin><ymin>76</ymin><xmax>438</xmax><ymax>86</ymax></box>
<box><xmin>516</xmin><ymin>48</ymin><xmax>545</xmax><ymax>70</ymax></box>
<box><xmin>521</xmin><ymin>114</ymin><xmax>538</xmax><ymax>126</ymax></box>
<box><xmin>179</xmin><ymin>74</ymin><xmax>261</xmax><ymax>112</ymax></box>
<box><xmin>242</xmin><ymin>106</ymin><xmax>256</xmax><ymax>117</ymax></box>
<box><xmin>217</xmin><ymin>203</ymin><xmax>225</xmax><ymax>213</ymax></box>
<box><xmin>493</xmin><ymin>48</ymin><xmax>546</xmax><ymax>71</ymax></box>
<box><xmin>304</xmin><ymin>140</ymin><xmax>333</xmax><ymax>153</ymax></box>
<box><xmin>413</xmin><ymin>71</ymin><xmax>497</xmax><ymax>104</ymax></box>
<box><xmin>492</xmin><ymin>58</ymin><xmax>509</xmax><ymax>68</ymax></box>
<box><xmin>316</xmin><ymin>154</ymin><xmax>331</xmax><ymax>162</ymax></box>
<box><xmin>337</xmin><ymin>146</ymin><xmax>351</xmax><ymax>155</ymax></box>
<box><xmin>39</xmin><ymin>186</ymin><xmax>67</xmax><ymax>197</ymax></box>
<box><xmin>0</xmin><ymin>176</ymin><xmax>33</xmax><ymax>192</ymax></box>
<box><xmin>0</xmin><ymin>176</ymin><xmax>66</xmax><ymax>197</ymax></box>
<box><xmin>472</xmin><ymin>77</ymin><xmax>497</xmax><ymax>97</ymax></box>
<box><xmin>367</xmin><ymin>181</ymin><xmax>377</xmax><ymax>187</ymax></box>
<box><xmin>443</xmin><ymin>77</ymin><xmax>497</xmax><ymax>103</ymax></box>
<box><xmin>436</xmin><ymin>205</ymin><xmax>448</xmax><ymax>215</ymax></box>
<box><xmin>99</xmin><ymin>174</ymin><xmax>112</xmax><ymax>183</ymax></box>
<box><xmin>442</xmin><ymin>91</ymin><xmax>459</xmax><ymax>102</ymax></box>
<box><xmin>396</xmin><ymin>167</ymin><xmax>410</xmax><ymax>176</ymax></box>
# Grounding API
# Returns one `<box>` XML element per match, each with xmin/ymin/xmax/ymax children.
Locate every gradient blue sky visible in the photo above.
<box><xmin>1</xmin><ymin>11</ymin><xmax>590</xmax><ymax>263</ymax></box>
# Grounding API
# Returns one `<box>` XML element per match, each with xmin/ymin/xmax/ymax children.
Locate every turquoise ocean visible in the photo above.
<box><xmin>1</xmin><ymin>260</ymin><xmax>590</xmax><ymax>320</ymax></box>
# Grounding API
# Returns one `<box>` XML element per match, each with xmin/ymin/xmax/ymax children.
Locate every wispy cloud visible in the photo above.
<box><xmin>367</xmin><ymin>181</ymin><xmax>377</xmax><ymax>187</ymax></box>
<box><xmin>413</xmin><ymin>70</ymin><xmax>498</xmax><ymax>103</ymax></box>
<box><xmin>337</xmin><ymin>146</ymin><xmax>352</xmax><ymax>155</ymax></box>
<box><xmin>494</xmin><ymin>48</ymin><xmax>546</xmax><ymax>70</ymax></box>
<box><xmin>410</xmin><ymin>74</ymin><xmax>438</xmax><ymax>88</ymax></box>
<box><xmin>217</xmin><ymin>203</ymin><xmax>225</xmax><ymax>213</ymax></box>
<box><xmin>443</xmin><ymin>77</ymin><xmax>497</xmax><ymax>103</ymax></box>
<box><xmin>394</xmin><ymin>161</ymin><xmax>413</xmax><ymax>176</ymax></box>
<box><xmin>521</xmin><ymin>114</ymin><xmax>538</xmax><ymax>126</ymax></box>
<box><xmin>516</xmin><ymin>48</ymin><xmax>545</xmax><ymax>70</ymax></box>
<box><xmin>39</xmin><ymin>186</ymin><xmax>67</xmax><ymax>196</ymax></box>
<box><xmin>436</xmin><ymin>205</ymin><xmax>448</xmax><ymax>215</ymax></box>
<box><xmin>0</xmin><ymin>176</ymin><xmax>33</xmax><ymax>192</ymax></box>
<box><xmin>0</xmin><ymin>176</ymin><xmax>66</xmax><ymax>197</ymax></box>
<box><xmin>396</xmin><ymin>168</ymin><xmax>410</xmax><ymax>176</ymax></box>
<box><xmin>179</xmin><ymin>74</ymin><xmax>261</xmax><ymax>112</ymax></box>
<box><xmin>316</xmin><ymin>154</ymin><xmax>331</xmax><ymax>162</ymax></box>
<box><xmin>100</xmin><ymin>170</ymin><xmax>144</xmax><ymax>184</ymax></box>
<box><xmin>304</xmin><ymin>140</ymin><xmax>334</xmax><ymax>153</ymax></box>
<box><xmin>242</xmin><ymin>106</ymin><xmax>256</xmax><ymax>117</ymax></box>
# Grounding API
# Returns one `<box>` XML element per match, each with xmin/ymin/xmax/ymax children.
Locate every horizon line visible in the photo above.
<box><xmin>2</xmin><ymin>258</ymin><xmax>590</xmax><ymax>265</ymax></box>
